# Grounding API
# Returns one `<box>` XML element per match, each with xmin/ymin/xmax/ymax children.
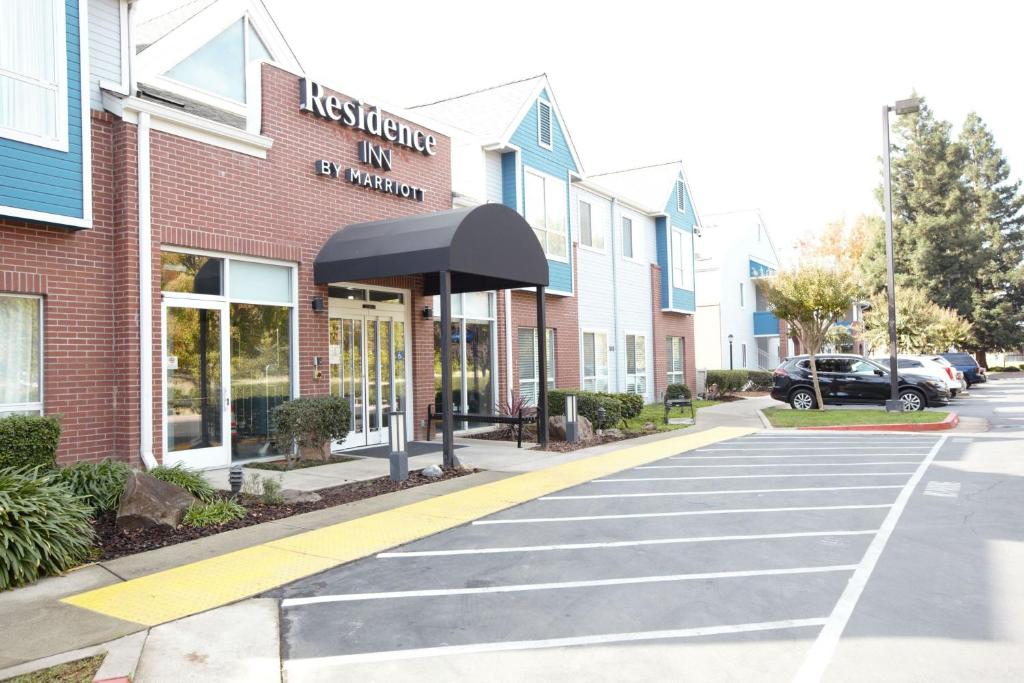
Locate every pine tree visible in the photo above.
<box><xmin>960</xmin><ymin>113</ymin><xmax>1024</xmax><ymax>363</ymax></box>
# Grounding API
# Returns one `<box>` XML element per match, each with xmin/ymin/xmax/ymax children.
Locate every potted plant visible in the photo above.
<box><xmin>271</xmin><ymin>396</ymin><xmax>350</xmax><ymax>468</ymax></box>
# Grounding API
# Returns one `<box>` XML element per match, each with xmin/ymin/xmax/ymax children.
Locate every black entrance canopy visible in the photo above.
<box><xmin>314</xmin><ymin>203</ymin><xmax>551</xmax><ymax>466</ymax></box>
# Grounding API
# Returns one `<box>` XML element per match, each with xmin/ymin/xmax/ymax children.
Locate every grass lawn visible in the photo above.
<box><xmin>623</xmin><ymin>400</ymin><xmax>720</xmax><ymax>433</ymax></box>
<box><xmin>6</xmin><ymin>654</ymin><xmax>105</xmax><ymax>683</ymax></box>
<box><xmin>763</xmin><ymin>406</ymin><xmax>949</xmax><ymax>428</ymax></box>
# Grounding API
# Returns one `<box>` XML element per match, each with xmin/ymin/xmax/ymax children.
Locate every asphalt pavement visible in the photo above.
<box><xmin>269</xmin><ymin>423</ymin><xmax>1024</xmax><ymax>682</ymax></box>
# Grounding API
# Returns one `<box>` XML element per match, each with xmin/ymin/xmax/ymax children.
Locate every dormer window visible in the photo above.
<box><xmin>537</xmin><ymin>99</ymin><xmax>552</xmax><ymax>149</ymax></box>
<box><xmin>163</xmin><ymin>17</ymin><xmax>272</xmax><ymax>104</ymax></box>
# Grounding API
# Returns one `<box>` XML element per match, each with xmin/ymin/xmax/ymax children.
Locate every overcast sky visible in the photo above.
<box><xmin>265</xmin><ymin>0</ymin><xmax>1023</xmax><ymax>260</ymax></box>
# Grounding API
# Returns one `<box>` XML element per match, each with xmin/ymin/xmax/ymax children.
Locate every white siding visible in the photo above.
<box><xmin>574</xmin><ymin>187</ymin><xmax>617</xmax><ymax>390</ymax></box>
<box><xmin>450</xmin><ymin>136</ymin><xmax>489</xmax><ymax>205</ymax></box>
<box><xmin>88</xmin><ymin>0</ymin><xmax>123</xmax><ymax>110</ymax></box>
<box><xmin>613</xmin><ymin>205</ymin><xmax>655</xmax><ymax>402</ymax></box>
<box><xmin>484</xmin><ymin>150</ymin><xmax>503</xmax><ymax>203</ymax></box>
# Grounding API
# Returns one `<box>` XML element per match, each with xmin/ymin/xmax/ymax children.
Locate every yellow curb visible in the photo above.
<box><xmin>62</xmin><ymin>426</ymin><xmax>753</xmax><ymax>626</ymax></box>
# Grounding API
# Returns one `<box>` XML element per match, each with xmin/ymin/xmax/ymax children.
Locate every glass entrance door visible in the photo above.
<box><xmin>330</xmin><ymin>313</ymin><xmax>405</xmax><ymax>449</ymax></box>
<box><xmin>164</xmin><ymin>300</ymin><xmax>230</xmax><ymax>468</ymax></box>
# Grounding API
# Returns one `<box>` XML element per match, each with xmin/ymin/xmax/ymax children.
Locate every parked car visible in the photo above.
<box><xmin>772</xmin><ymin>354</ymin><xmax>950</xmax><ymax>411</ymax></box>
<box><xmin>871</xmin><ymin>355</ymin><xmax>962</xmax><ymax>397</ymax></box>
<box><xmin>926</xmin><ymin>355</ymin><xmax>967</xmax><ymax>394</ymax></box>
<box><xmin>940</xmin><ymin>352</ymin><xmax>987</xmax><ymax>387</ymax></box>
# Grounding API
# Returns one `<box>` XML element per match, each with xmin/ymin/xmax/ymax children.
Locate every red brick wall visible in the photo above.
<box><xmin>651</xmin><ymin>264</ymin><xmax>696</xmax><ymax>400</ymax></box>
<box><xmin>0</xmin><ymin>112</ymin><xmax>121</xmax><ymax>462</ymax></box>
<box><xmin>144</xmin><ymin>65</ymin><xmax>452</xmax><ymax>458</ymax></box>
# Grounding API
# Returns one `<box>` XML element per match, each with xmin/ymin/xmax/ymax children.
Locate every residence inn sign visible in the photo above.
<box><xmin>300</xmin><ymin>78</ymin><xmax>434</xmax><ymax>201</ymax></box>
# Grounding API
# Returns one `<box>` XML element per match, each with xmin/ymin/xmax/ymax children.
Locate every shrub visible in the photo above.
<box><xmin>150</xmin><ymin>464</ymin><xmax>217</xmax><ymax>503</ymax></box>
<box><xmin>665</xmin><ymin>383</ymin><xmax>691</xmax><ymax>400</ymax></box>
<box><xmin>272</xmin><ymin>396</ymin><xmax>351</xmax><ymax>467</ymax></box>
<box><xmin>1004</xmin><ymin>365</ymin><xmax>1021</xmax><ymax>373</ymax></box>
<box><xmin>546</xmin><ymin>390</ymin><xmax>622</xmax><ymax>429</ymax></box>
<box><xmin>260</xmin><ymin>476</ymin><xmax>284</xmax><ymax>505</ymax></box>
<box><xmin>56</xmin><ymin>459</ymin><xmax>131</xmax><ymax>513</ymax></box>
<box><xmin>705</xmin><ymin>370</ymin><xmax>749</xmax><ymax>394</ymax></box>
<box><xmin>546</xmin><ymin>390</ymin><xmax>569</xmax><ymax>419</ymax></box>
<box><xmin>610</xmin><ymin>393</ymin><xmax>644</xmax><ymax>421</ymax></box>
<box><xmin>0</xmin><ymin>415</ymin><xmax>61</xmax><ymax>470</ymax></box>
<box><xmin>747</xmin><ymin>370</ymin><xmax>774</xmax><ymax>391</ymax></box>
<box><xmin>182</xmin><ymin>499</ymin><xmax>246</xmax><ymax>527</ymax></box>
<box><xmin>0</xmin><ymin>467</ymin><xmax>96</xmax><ymax>590</ymax></box>
<box><xmin>988</xmin><ymin>365</ymin><xmax>1005</xmax><ymax>372</ymax></box>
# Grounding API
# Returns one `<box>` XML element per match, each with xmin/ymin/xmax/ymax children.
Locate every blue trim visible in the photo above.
<box><xmin>0</xmin><ymin>0</ymin><xmax>85</xmax><ymax>222</ymax></box>
<box><xmin>754</xmin><ymin>311</ymin><xmax>780</xmax><ymax>336</ymax></box>
<box><xmin>749</xmin><ymin>260</ymin><xmax>775</xmax><ymax>278</ymax></box>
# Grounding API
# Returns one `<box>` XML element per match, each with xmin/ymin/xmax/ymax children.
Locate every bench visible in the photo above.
<box><xmin>427</xmin><ymin>405</ymin><xmax>537</xmax><ymax>448</ymax></box>
<box><xmin>663</xmin><ymin>395</ymin><xmax>695</xmax><ymax>424</ymax></box>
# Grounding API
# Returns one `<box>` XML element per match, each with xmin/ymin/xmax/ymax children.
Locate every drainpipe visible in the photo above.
<box><xmin>505</xmin><ymin>288</ymin><xmax>513</xmax><ymax>404</ymax></box>
<box><xmin>609</xmin><ymin>197</ymin><xmax>621</xmax><ymax>392</ymax></box>
<box><xmin>138</xmin><ymin>111</ymin><xmax>157</xmax><ymax>470</ymax></box>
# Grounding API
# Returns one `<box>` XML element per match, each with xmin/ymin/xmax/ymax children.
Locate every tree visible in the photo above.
<box><xmin>960</xmin><ymin>113</ymin><xmax>1024</xmax><ymax>363</ymax></box>
<box><xmin>761</xmin><ymin>267</ymin><xmax>858</xmax><ymax>410</ymax></box>
<box><xmin>861</xmin><ymin>286</ymin><xmax>972</xmax><ymax>353</ymax></box>
<box><xmin>798</xmin><ymin>214</ymin><xmax>881</xmax><ymax>284</ymax></box>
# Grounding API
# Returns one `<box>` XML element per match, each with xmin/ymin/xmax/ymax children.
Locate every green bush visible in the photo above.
<box><xmin>0</xmin><ymin>415</ymin><xmax>61</xmax><ymax>470</ymax></box>
<box><xmin>1001</xmin><ymin>365</ymin><xmax>1021</xmax><ymax>372</ymax></box>
<box><xmin>272</xmin><ymin>396</ymin><xmax>351</xmax><ymax>455</ymax></box>
<box><xmin>0</xmin><ymin>467</ymin><xmax>96</xmax><ymax>590</ymax></box>
<box><xmin>546</xmin><ymin>390</ymin><xmax>623</xmax><ymax>430</ymax></box>
<box><xmin>182</xmin><ymin>499</ymin><xmax>246</xmax><ymax>527</ymax></box>
<box><xmin>610</xmin><ymin>393</ymin><xmax>644</xmax><ymax>420</ymax></box>
<box><xmin>260</xmin><ymin>476</ymin><xmax>284</xmax><ymax>505</ymax></box>
<box><xmin>665</xmin><ymin>383</ymin><xmax>691</xmax><ymax>400</ymax></box>
<box><xmin>56</xmin><ymin>459</ymin><xmax>131</xmax><ymax>512</ymax></box>
<box><xmin>705</xmin><ymin>369</ymin><xmax>773</xmax><ymax>394</ymax></box>
<box><xmin>747</xmin><ymin>370</ymin><xmax>774</xmax><ymax>391</ymax></box>
<box><xmin>150</xmin><ymin>464</ymin><xmax>216</xmax><ymax>503</ymax></box>
<box><xmin>988</xmin><ymin>365</ymin><xmax>1005</xmax><ymax>372</ymax></box>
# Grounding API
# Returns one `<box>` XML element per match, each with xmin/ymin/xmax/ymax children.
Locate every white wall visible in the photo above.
<box><xmin>695</xmin><ymin>304</ymin><xmax>722</xmax><ymax>369</ymax></box>
<box><xmin>573</xmin><ymin>187</ymin><xmax>618</xmax><ymax>391</ymax></box>
<box><xmin>88</xmin><ymin>0</ymin><xmax>123</xmax><ymax>109</ymax></box>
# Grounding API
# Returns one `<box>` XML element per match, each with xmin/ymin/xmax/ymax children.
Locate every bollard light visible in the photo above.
<box><xmin>388</xmin><ymin>409</ymin><xmax>408</xmax><ymax>482</ymax></box>
<box><xmin>596</xmin><ymin>405</ymin><xmax>607</xmax><ymax>433</ymax></box>
<box><xmin>565</xmin><ymin>393</ymin><xmax>579</xmax><ymax>443</ymax></box>
<box><xmin>229</xmin><ymin>465</ymin><xmax>243</xmax><ymax>495</ymax></box>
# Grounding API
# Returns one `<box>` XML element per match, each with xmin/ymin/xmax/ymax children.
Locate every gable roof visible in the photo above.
<box><xmin>412</xmin><ymin>74</ymin><xmax>583</xmax><ymax>173</ymax></box>
<box><xmin>701</xmin><ymin>209</ymin><xmax>782</xmax><ymax>266</ymax></box>
<box><xmin>135</xmin><ymin>0</ymin><xmax>220</xmax><ymax>51</ymax></box>
<box><xmin>585</xmin><ymin>161</ymin><xmax>690</xmax><ymax>216</ymax></box>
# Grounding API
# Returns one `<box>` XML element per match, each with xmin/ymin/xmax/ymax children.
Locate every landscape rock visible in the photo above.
<box><xmin>642</xmin><ymin>421</ymin><xmax>657</xmax><ymax>432</ymax></box>
<box><xmin>422</xmin><ymin>464</ymin><xmax>444</xmax><ymax>479</ymax></box>
<box><xmin>604</xmin><ymin>428</ymin><xmax>624</xmax><ymax>439</ymax></box>
<box><xmin>280</xmin><ymin>489</ymin><xmax>321</xmax><ymax>504</ymax></box>
<box><xmin>548</xmin><ymin>415</ymin><xmax>595</xmax><ymax>442</ymax></box>
<box><xmin>116</xmin><ymin>471</ymin><xmax>196</xmax><ymax>532</ymax></box>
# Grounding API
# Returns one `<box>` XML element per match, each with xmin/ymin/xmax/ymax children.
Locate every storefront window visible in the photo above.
<box><xmin>229</xmin><ymin>303</ymin><xmax>291</xmax><ymax>458</ymax></box>
<box><xmin>433</xmin><ymin>292</ymin><xmax>496</xmax><ymax>425</ymax></box>
<box><xmin>0</xmin><ymin>295</ymin><xmax>43</xmax><ymax>417</ymax></box>
<box><xmin>161</xmin><ymin>252</ymin><xmax>223</xmax><ymax>295</ymax></box>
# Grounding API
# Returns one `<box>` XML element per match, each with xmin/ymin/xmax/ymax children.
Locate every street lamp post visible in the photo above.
<box><xmin>728</xmin><ymin>334</ymin><xmax>734</xmax><ymax>370</ymax></box>
<box><xmin>882</xmin><ymin>97</ymin><xmax>921</xmax><ymax>412</ymax></box>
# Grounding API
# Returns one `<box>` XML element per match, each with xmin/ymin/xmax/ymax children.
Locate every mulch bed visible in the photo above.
<box><xmin>465</xmin><ymin>425</ymin><xmax>659</xmax><ymax>453</ymax></box>
<box><xmin>90</xmin><ymin>467</ymin><xmax>475</xmax><ymax>561</ymax></box>
<box><xmin>243</xmin><ymin>454</ymin><xmax>360</xmax><ymax>471</ymax></box>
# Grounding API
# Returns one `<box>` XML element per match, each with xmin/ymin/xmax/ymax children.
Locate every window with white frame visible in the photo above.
<box><xmin>582</xmin><ymin>331</ymin><xmax>609</xmax><ymax>392</ymax></box>
<box><xmin>622</xmin><ymin>216</ymin><xmax>634</xmax><ymax>259</ymax></box>
<box><xmin>537</xmin><ymin>99</ymin><xmax>552</xmax><ymax>149</ymax></box>
<box><xmin>163</xmin><ymin>17</ymin><xmax>272</xmax><ymax>103</ymax></box>
<box><xmin>0</xmin><ymin>0</ymin><xmax>68</xmax><ymax>149</ymax></box>
<box><xmin>671</xmin><ymin>229</ymin><xmax>689</xmax><ymax>289</ymax></box>
<box><xmin>518</xmin><ymin>327</ymin><xmax>554</xmax><ymax>406</ymax></box>
<box><xmin>667</xmin><ymin>336</ymin><xmax>685</xmax><ymax>387</ymax></box>
<box><xmin>524</xmin><ymin>170</ymin><xmax>567</xmax><ymax>259</ymax></box>
<box><xmin>578</xmin><ymin>199</ymin><xmax>603</xmax><ymax>250</ymax></box>
<box><xmin>625</xmin><ymin>334</ymin><xmax>647</xmax><ymax>396</ymax></box>
<box><xmin>0</xmin><ymin>295</ymin><xmax>43</xmax><ymax>417</ymax></box>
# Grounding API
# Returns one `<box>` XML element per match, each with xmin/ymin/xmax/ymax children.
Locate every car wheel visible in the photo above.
<box><xmin>965</xmin><ymin>381</ymin><xmax>972</xmax><ymax>389</ymax></box>
<box><xmin>950</xmin><ymin>389</ymin><xmax>958</xmax><ymax>398</ymax></box>
<box><xmin>899</xmin><ymin>388</ymin><xmax>925</xmax><ymax>412</ymax></box>
<box><xmin>790</xmin><ymin>389</ymin><xmax>816</xmax><ymax>410</ymax></box>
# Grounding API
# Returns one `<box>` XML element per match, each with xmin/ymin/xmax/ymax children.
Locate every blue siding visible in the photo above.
<box><xmin>508</xmin><ymin>88</ymin><xmax>578</xmax><ymax>294</ymax></box>
<box><xmin>754</xmin><ymin>311</ymin><xmax>780</xmax><ymax>336</ymax></box>
<box><xmin>501</xmin><ymin>151</ymin><xmax>517</xmax><ymax>209</ymax></box>
<box><xmin>750</xmin><ymin>260</ymin><xmax>775</xmax><ymax>278</ymax></box>
<box><xmin>0</xmin><ymin>0</ymin><xmax>86</xmax><ymax>223</ymax></box>
<box><xmin>656</xmin><ymin>175</ymin><xmax>697</xmax><ymax>311</ymax></box>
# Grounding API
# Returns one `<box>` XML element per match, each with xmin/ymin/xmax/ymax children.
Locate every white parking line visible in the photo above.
<box><xmin>593</xmin><ymin>473</ymin><xmax>915</xmax><ymax>482</ymax></box>
<box><xmin>541</xmin><ymin>485</ymin><xmax>904</xmax><ymax>500</ymax></box>
<box><xmin>669</xmin><ymin>453</ymin><xmax>926</xmax><ymax>460</ymax></box>
<box><xmin>696</xmin><ymin>446</ymin><xmax>933</xmax><ymax>452</ymax></box>
<box><xmin>793</xmin><ymin>435</ymin><xmax>948</xmax><ymax>682</ymax></box>
<box><xmin>636</xmin><ymin>462</ymin><xmax>921</xmax><ymax>469</ymax></box>
<box><xmin>283</xmin><ymin>618</ymin><xmax>829</xmax><ymax>668</ymax></box>
<box><xmin>466</xmin><ymin>506</ymin><xmax>891</xmax><ymax>526</ymax></box>
<box><xmin>378</xmin><ymin>532</ymin><xmax>880</xmax><ymax>557</ymax></box>
<box><xmin>281</xmin><ymin>564</ymin><xmax>859</xmax><ymax>607</ymax></box>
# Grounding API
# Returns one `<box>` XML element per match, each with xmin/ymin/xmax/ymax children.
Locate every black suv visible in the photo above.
<box><xmin>771</xmin><ymin>354</ymin><xmax>950</xmax><ymax>411</ymax></box>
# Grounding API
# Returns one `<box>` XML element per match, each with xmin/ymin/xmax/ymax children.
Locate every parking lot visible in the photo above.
<box><xmin>270</xmin><ymin>430</ymin><xmax>998</xmax><ymax>682</ymax></box>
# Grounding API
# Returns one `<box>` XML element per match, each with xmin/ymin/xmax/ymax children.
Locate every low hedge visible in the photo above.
<box><xmin>610</xmin><ymin>393</ymin><xmax>644</xmax><ymax>420</ymax></box>
<box><xmin>1</xmin><ymin>467</ymin><xmax>96</xmax><ymax>590</ymax></box>
<box><xmin>705</xmin><ymin>369</ymin><xmax>773</xmax><ymax>394</ymax></box>
<box><xmin>546</xmin><ymin>390</ymin><xmax>623</xmax><ymax>430</ymax></box>
<box><xmin>0</xmin><ymin>415</ymin><xmax>61</xmax><ymax>470</ymax></box>
<box><xmin>665</xmin><ymin>383</ymin><xmax>691</xmax><ymax>400</ymax></box>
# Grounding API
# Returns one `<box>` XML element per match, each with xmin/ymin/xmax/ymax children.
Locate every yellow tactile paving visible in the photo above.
<box><xmin>61</xmin><ymin>426</ymin><xmax>753</xmax><ymax>626</ymax></box>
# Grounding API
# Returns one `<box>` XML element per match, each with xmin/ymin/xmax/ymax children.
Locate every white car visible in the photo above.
<box><xmin>871</xmin><ymin>355</ymin><xmax>963</xmax><ymax>397</ymax></box>
<box><xmin>926</xmin><ymin>355</ymin><xmax>967</xmax><ymax>394</ymax></box>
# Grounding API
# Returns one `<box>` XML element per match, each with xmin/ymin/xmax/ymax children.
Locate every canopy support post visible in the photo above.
<box><xmin>439</xmin><ymin>270</ymin><xmax>456</xmax><ymax>468</ymax></box>
<box><xmin>536</xmin><ymin>286</ymin><xmax>548</xmax><ymax>447</ymax></box>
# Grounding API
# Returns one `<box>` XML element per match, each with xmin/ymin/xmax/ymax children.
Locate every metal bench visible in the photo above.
<box><xmin>663</xmin><ymin>395</ymin><xmax>695</xmax><ymax>424</ymax></box>
<box><xmin>427</xmin><ymin>405</ymin><xmax>537</xmax><ymax>448</ymax></box>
